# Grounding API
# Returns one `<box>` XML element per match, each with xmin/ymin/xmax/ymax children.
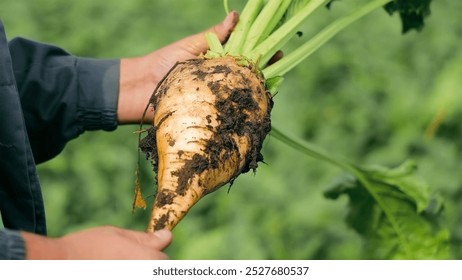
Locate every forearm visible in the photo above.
<box><xmin>20</xmin><ymin>231</ymin><xmax>64</xmax><ymax>259</ymax></box>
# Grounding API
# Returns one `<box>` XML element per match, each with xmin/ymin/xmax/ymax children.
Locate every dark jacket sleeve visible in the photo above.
<box><xmin>0</xmin><ymin>229</ymin><xmax>26</xmax><ymax>260</ymax></box>
<box><xmin>8</xmin><ymin>38</ymin><xmax>120</xmax><ymax>163</ymax></box>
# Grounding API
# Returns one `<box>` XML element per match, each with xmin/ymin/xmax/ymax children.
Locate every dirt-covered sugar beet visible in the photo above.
<box><xmin>140</xmin><ymin>56</ymin><xmax>272</xmax><ymax>231</ymax></box>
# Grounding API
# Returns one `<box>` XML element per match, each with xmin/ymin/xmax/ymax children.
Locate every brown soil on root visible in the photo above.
<box><xmin>139</xmin><ymin>56</ymin><xmax>273</xmax><ymax>229</ymax></box>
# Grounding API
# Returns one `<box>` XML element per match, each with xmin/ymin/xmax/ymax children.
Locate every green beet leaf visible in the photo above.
<box><xmin>325</xmin><ymin>161</ymin><xmax>449</xmax><ymax>259</ymax></box>
<box><xmin>272</xmin><ymin>127</ymin><xmax>450</xmax><ymax>259</ymax></box>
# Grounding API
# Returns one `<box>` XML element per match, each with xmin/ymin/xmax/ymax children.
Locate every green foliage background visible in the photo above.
<box><xmin>2</xmin><ymin>0</ymin><xmax>461</xmax><ymax>259</ymax></box>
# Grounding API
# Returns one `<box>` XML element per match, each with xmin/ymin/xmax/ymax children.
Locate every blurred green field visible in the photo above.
<box><xmin>2</xmin><ymin>0</ymin><xmax>461</xmax><ymax>259</ymax></box>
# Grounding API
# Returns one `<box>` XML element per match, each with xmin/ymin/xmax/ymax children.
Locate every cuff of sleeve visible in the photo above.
<box><xmin>0</xmin><ymin>229</ymin><xmax>26</xmax><ymax>260</ymax></box>
<box><xmin>76</xmin><ymin>57</ymin><xmax>120</xmax><ymax>131</ymax></box>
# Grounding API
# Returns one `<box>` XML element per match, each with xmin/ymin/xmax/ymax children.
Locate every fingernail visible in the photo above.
<box><xmin>225</xmin><ymin>11</ymin><xmax>239</xmax><ymax>27</ymax></box>
<box><xmin>153</xmin><ymin>229</ymin><xmax>172</xmax><ymax>241</ymax></box>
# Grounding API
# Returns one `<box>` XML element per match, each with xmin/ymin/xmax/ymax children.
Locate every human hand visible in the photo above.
<box><xmin>145</xmin><ymin>11</ymin><xmax>239</xmax><ymax>84</ymax></box>
<box><xmin>117</xmin><ymin>12</ymin><xmax>239</xmax><ymax>124</ymax></box>
<box><xmin>22</xmin><ymin>225</ymin><xmax>172</xmax><ymax>259</ymax></box>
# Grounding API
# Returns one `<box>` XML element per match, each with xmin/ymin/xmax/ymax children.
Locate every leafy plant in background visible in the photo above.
<box><xmin>5</xmin><ymin>0</ymin><xmax>455</xmax><ymax>260</ymax></box>
<box><xmin>265</xmin><ymin>0</ymin><xmax>449</xmax><ymax>259</ymax></box>
<box><xmin>272</xmin><ymin>128</ymin><xmax>449</xmax><ymax>259</ymax></box>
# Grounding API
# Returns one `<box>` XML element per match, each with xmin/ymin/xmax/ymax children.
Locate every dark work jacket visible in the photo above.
<box><xmin>0</xmin><ymin>21</ymin><xmax>119</xmax><ymax>259</ymax></box>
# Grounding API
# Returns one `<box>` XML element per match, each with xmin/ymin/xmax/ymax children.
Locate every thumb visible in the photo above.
<box><xmin>211</xmin><ymin>11</ymin><xmax>239</xmax><ymax>43</ymax></box>
<box><xmin>115</xmin><ymin>227</ymin><xmax>173</xmax><ymax>250</ymax></box>
<box><xmin>151</xmin><ymin>229</ymin><xmax>173</xmax><ymax>250</ymax></box>
<box><xmin>173</xmin><ymin>11</ymin><xmax>239</xmax><ymax>56</ymax></box>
